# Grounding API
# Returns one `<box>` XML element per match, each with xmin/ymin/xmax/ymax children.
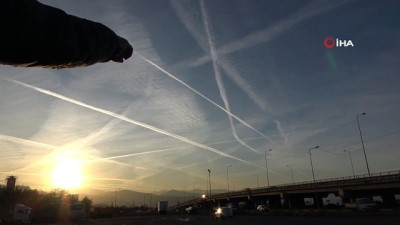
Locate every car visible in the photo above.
<box><xmin>256</xmin><ymin>205</ymin><xmax>270</xmax><ymax>212</ymax></box>
<box><xmin>215</xmin><ymin>207</ymin><xmax>233</xmax><ymax>219</ymax></box>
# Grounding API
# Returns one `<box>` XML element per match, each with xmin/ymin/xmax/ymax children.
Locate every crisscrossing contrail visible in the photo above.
<box><xmin>6</xmin><ymin>79</ymin><xmax>261</xmax><ymax>169</ymax></box>
<box><xmin>133</xmin><ymin>52</ymin><xmax>275</xmax><ymax>146</ymax></box>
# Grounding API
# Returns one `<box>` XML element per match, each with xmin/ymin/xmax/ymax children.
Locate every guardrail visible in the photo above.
<box><xmin>251</xmin><ymin>169</ymin><xmax>400</xmax><ymax>191</ymax></box>
<box><xmin>175</xmin><ymin>169</ymin><xmax>400</xmax><ymax>208</ymax></box>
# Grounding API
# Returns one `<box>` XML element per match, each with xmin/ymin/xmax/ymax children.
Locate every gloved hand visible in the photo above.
<box><xmin>112</xmin><ymin>37</ymin><xmax>133</xmax><ymax>63</ymax></box>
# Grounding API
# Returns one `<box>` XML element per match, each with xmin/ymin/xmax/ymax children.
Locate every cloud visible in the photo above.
<box><xmin>274</xmin><ymin>120</ymin><xmax>290</xmax><ymax>147</ymax></box>
<box><xmin>5</xmin><ymin>79</ymin><xmax>259</xmax><ymax>168</ymax></box>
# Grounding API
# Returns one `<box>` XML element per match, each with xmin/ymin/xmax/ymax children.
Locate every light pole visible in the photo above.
<box><xmin>192</xmin><ymin>182</ymin><xmax>197</xmax><ymax>199</ymax></box>
<box><xmin>207</xmin><ymin>169</ymin><xmax>211</xmax><ymax>198</ymax></box>
<box><xmin>286</xmin><ymin>165</ymin><xmax>294</xmax><ymax>183</ymax></box>
<box><xmin>149</xmin><ymin>192</ymin><xmax>152</xmax><ymax>208</ymax></box>
<box><xmin>344</xmin><ymin>150</ymin><xmax>355</xmax><ymax>178</ymax></box>
<box><xmin>357</xmin><ymin>113</ymin><xmax>371</xmax><ymax>177</ymax></box>
<box><xmin>308</xmin><ymin>146</ymin><xmax>319</xmax><ymax>183</ymax></box>
<box><xmin>265</xmin><ymin>148</ymin><xmax>272</xmax><ymax>187</ymax></box>
<box><xmin>227</xmin><ymin>165</ymin><xmax>232</xmax><ymax>194</ymax></box>
<box><xmin>308</xmin><ymin>145</ymin><xmax>320</xmax><ymax>209</ymax></box>
<box><xmin>115</xmin><ymin>188</ymin><xmax>121</xmax><ymax>208</ymax></box>
<box><xmin>253</xmin><ymin>174</ymin><xmax>259</xmax><ymax>189</ymax></box>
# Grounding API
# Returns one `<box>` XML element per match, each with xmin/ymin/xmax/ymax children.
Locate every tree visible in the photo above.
<box><xmin>82</xmin><ymin>196</ymin><xmax>93</xmax><ymax>217</ymax></box>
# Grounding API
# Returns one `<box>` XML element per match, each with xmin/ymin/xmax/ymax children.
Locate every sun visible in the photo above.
<box><xmin>51</xmin><ymin>158</ymin><xmax>83</xmax><ymax>189</ymax></box>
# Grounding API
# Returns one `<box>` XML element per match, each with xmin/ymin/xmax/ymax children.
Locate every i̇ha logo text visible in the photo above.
<box><xmin>324</xmin><ymin>37</ymin><xmax>354</xmax><ymax>49</ymax></box>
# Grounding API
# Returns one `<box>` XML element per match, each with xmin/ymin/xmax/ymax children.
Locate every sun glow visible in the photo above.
<box><xmin>51</xmin><ymin>158</ymin><xmax>83</xmax><ymax>189</ymax></box>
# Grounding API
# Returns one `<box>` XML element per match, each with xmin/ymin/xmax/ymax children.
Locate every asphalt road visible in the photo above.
<box><xmin>71</xmin><ymin>214</ymin><xmax>400</xmax><ymax>225</ymax></box>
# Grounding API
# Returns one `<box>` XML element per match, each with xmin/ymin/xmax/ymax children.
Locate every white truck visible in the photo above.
<box><xmin>322</xmin><ymin>193</ymin><xmax>343</xmax><ymax>207</ymax></box>
<box><xmin>304</xmin><ymin>198</ymin><xmax>314</xmax><ymax>206</ymax></box>
<box><xmin>69</xmin><ymin>203</ymin><xmax>86</xmax><ymax>220</ymax></box>
<box><xmin>1</xmin><ymin>204</ymin><xmax>32</xmax><ymax>224</ymax></box>
<box><xmin>157</xmin><ymin>201</ymin><xmax>168</xmax><ymax>214</ymax></box>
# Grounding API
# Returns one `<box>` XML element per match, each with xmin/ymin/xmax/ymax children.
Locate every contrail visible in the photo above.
<box><xmin>188</xmin><ymin>0</ymin><xmax>355</xmax><ymax>68</ymax></box>
<box><xmin>133</xmin><ymin>52</ymin><xmax>275</xmax><ymax>145</ymax></box>
<box><xmin>88</xmin><ymin>148</ymin><xmax>181</xmax><ymax>162</ymax></box>
<box><xmin>217</xmin><ymin>57</ymin><xmax>269</xmax><ymax>112</ymax></box>
<box><xmin>0</xmin><ymin>171</ymin><xmax>47</xmax><ymax>177</ymax></box>
<box><xmin>0</xmin><ymin>134</ymin><xmax>136</xmax><ymax>171</ymax></box>
<box><xmin>0</xmin><ymin>134</ymin><xmax>59</xmax><ymax>172</ymax></box>
<box><xmin>200</xmin><ymin>0</ymin><xmax>260</xmax><ymax>153</ymax></box>
<box><xmin>6</xmin><ymin>79</ymin><xmax>259</xmax><ymax>168</ymax></box>
<box><xmin>83</xmin><ymin>176</ymin><xmax>134</xmax><ymax>182</ymax></box>
<box><xmin>0</xmin><ymin>134</ymin><xmax>55</xmax><ymax>150</ymax></box>
<box><xmin>171</xmin><ymin>0</ymin><xmax>269</xmax><ymax>112</ymax></box>
<box><xmin>274</xmin><ymin>120</ymin><xmax>289</xmax><ymax>146</ymax></box>
<box><xmin>171</xmin><ymin>0</ymin><xmax>355</xmax><ymax>115</ymax></box>
<box><xmin>86</xmin><ymin>136</ymin><xmax>267</xmax><ymax>162</ymax></box>
<box><xmin>172</xmin><ymin>1</ymin><xmax>273</xmax><ymax>143</ymax></box>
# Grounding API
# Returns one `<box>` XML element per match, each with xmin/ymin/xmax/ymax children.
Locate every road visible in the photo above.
<box><xmin>67</xmin><ymin>214</ymin><xmax>400</xmax><ymax>225</ymax></box>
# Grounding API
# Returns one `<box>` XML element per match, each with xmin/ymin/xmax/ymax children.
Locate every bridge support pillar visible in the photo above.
<box><xmin>279</xmin><ymin>192</ymin><xmax>292</xmax><ymax>208</ymax></box>
<box><xmin>280</xmin><ymin>192</ymin><xmax>284</xmax><ymax>207</ymax></box>
<box><xmin>338</xmin><ymin>188</ymin><xmax>344</xmax><ymax>197</ymax></box>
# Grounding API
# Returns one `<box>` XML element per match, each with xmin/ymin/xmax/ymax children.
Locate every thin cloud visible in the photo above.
<box><xmin>274</xmin><ymin>120</ymin><xmax>289</xmax><ymax>146</ymax></box>
<box><xmin>5</xmin><ymin>79</ymin><xmax>259</xmax><ymax>169</ymax></box>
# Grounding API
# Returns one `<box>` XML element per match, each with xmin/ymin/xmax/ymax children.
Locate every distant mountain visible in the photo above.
<box><xmin>75</xmin><ymin>188</ymin><xmax>216</xmax><ymax>207</ymax></box>
<box><xmin>85</xmin><ymin>189</ymin><xmax>150</xmax><ymax>207</ymax></box>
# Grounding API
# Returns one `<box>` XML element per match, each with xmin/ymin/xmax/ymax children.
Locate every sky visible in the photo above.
<box><xmin>0</xmin><ymin>0</ymin><xmax>399</xmax><ymax>194</ymax></box>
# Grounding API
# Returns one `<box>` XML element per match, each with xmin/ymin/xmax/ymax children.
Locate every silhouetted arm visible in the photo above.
<box><xmin>0</xmin><ymin>0</ymin><xmax>132</xmax><ymax>69</ymax></box>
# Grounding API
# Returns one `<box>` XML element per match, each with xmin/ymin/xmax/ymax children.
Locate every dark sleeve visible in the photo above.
<box><xmin>0</xmin><ymin>0</ymin><xmax>122</xmax><ymax>69</ymax></box>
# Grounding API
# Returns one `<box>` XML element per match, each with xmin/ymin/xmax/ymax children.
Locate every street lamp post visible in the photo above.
<box><xmin>265</xmin><ymin>148</ymin><xmax>271</xmax><ymax>187</ymax></box>
<box><xmin>308</xmin><ymin>145</ymin><xmax>320</xmax><ymax>209</ymax></box>
<box><xmin>149</xmin><ymin>192</ymin><xmax>152</xmax><ymax>208</ymax></box>
<box><xmin>286</xmin><ymin>165</ymin><xmax>294</xmax><ymax>183</ymax></box>
<box><xmin>308</xmin><ymin>146</ymin><xmax>319</xmax><ymax>183</ymax></box>
<box><xmin>227</xmin><ymin>165</ymin><xmax>232</xmax><ymax>194</ymax></box>
<box><xmin>253</xmin><ymin>174</ymin><xmax>259</xmax><ymax>189</ymax></box>
<box><xmin>208</xmin><ymin>169</ymin><xmax>211</xmax><ymax>198</ymax></box>
<box><xmin>357</xmin><ymin>113</ymin><xmax>371</xmax><ymax>177</ymax></box>
<box><xmin>115</xmin><ymin>188</ymin><xmax>121</xmax><ymax>208</ymax></box>
<box><xmin>344</xmin><ymin>150</ymin><xmax>355</xmax><ymax>178</ymax></box>
<box><xmin>192</xmin><ymin>182</ymin><xmax>197</xmax><ymax>199</ymax></box>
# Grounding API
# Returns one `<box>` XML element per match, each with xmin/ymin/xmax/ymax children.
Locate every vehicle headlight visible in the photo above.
<box><xmin>216</xmin><ymin>208</ymin><xmax>222</xmax><ymax>214</ymax></box>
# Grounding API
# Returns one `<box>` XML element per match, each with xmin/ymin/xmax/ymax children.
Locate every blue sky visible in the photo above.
<box><xmin>0</xmin><ymin>0</ymin><xmax>399</xmax><ymax>194</ymax></box>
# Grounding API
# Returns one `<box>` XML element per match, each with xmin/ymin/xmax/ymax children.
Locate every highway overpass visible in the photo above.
<box><xmin>176</xmin><ymin>170</ymin><xmax>400</xmax><ymax>209</ymax></box>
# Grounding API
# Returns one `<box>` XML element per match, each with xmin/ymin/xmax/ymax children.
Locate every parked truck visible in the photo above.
<box><xmin>322</xmin><ymin>193</ymin><xmax>343</xmax><ymax>207</ymax></box>
<box><xmin>157</xmin><ymin>201</ymin><xmax>168</xmax><ymax>214</ymax></box>
<box><xmin>1</xmin><ymin>204</ymin><xmax>32</xmax><ymax>224</ymax></box>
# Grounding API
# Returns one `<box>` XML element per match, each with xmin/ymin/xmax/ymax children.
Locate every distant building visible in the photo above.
<box><xmin>6</xmin><ymin>175</ymin><xmax>17</xmax><ymax>191</ymax></box>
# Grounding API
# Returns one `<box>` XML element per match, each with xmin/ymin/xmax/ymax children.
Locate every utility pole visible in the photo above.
<box><xmin>308</xmin><ymin>146</ymin><xmax>320</xmax><ymax>209</ymax></box>
<box><xmin>357</xmin><ymin>113</ymin><xmax>371</xmax><ymax>177</ymax></box>
<box><xmin>227</xmin><ymin>165</ymin><xmax>232</xmax><ymax>195</ymax></box>
<box><xmin>265</xmin><ymin>148</ymin><xmax>272</xmax><ymax>187</ymax></box>
<box><xmin>208</xmin><ymin>169</ymin><xmax>211</xmax><ymax>197</ymax></box>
